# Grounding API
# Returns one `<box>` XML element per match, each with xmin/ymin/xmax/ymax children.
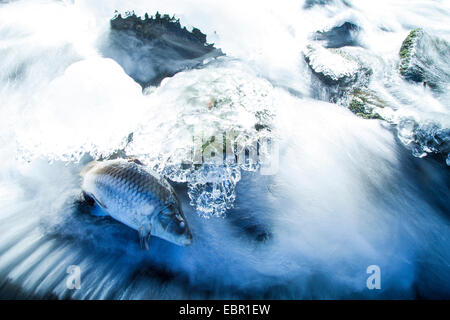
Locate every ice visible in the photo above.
<box><xmin>126</xmin><ymin>60</ymin><xmax>277</xmax><ymax>216</ymax></box>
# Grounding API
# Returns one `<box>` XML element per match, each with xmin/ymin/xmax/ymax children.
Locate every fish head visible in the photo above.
<box><xmin>153</xmin><ymin>204</ymin><xmax>193</xmax><ymax>247</ymax></box>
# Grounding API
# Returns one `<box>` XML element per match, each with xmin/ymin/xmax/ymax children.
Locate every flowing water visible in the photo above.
<box><xmin>0</xmin><ymin>0</ymin><xmax>449</xmax><ymax>299</ymax></box>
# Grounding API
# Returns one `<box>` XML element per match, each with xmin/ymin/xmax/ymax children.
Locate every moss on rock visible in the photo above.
<box><xmin>399</xmin><ymin>28</ymin><xmax>422</xmax><ymax>76</ymax></box>
<box><xmin>398</xmin><ymin>28</ymin><xmax>450</xmax><ymax>89</ymax></box>
<box><xmin>348</xmin><ymin>88</ymin><xmax>385</xmax><ymax>120</ymax></box>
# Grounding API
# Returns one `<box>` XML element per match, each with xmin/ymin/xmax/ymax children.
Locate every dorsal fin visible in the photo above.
<box><xmin>128</xmin><ymin>158</ymin><xmax>144</xmax><ymax>165</ymax></box>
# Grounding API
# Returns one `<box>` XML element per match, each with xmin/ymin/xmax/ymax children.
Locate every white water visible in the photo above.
<box><xmin>0</xmin><ymin>0</ymin><xmax>449</xmax><ymax>299</ymax></box>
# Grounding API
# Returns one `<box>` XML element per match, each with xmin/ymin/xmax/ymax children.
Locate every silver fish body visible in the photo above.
<box><xmin>80</xmin><ymin>159</ymin><xmax>192</xmax><ymax>247</ymax></box>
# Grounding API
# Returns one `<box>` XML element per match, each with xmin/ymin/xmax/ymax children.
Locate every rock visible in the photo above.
<box><xmin>303</xmin><ymin>0</ymin><xmax>352</xmax><ymax>9</ymax></box>
<box><xmin>110</xmin><ymin>11</ymin><xmax>212</xmax><ymax>50</ymax></box>
<box><xmin>304</xmin><ymin>44</ymin><xmax>372</xmax><ymax>87</ymax></box>
<box><xmin>313</xmin><ymin>22</ymin><xmax>361</xmax><ymax>48</ymax></box>
<box><xmin>348</xmin><ymin>89</ymin><xmax>385</xmax><ymax>120</ymax></box>
<box><xmin>303</xmin><ymin>44</ymin><xmax>387</xmax><ymax>119</ymax></box>
<box><xmin>399</xmin><ymin>28</ymin><xmax>450</xmax><ymax>91</ymax></box>
<box><xmin>303</xmin><ymin>44</ymin><xmax>373</xmax><ymax>109</ymax></box>
<box><xmin>102</xmin><ymin>11</ymin><xmax>224</xmax><ymax>88</ymax></box>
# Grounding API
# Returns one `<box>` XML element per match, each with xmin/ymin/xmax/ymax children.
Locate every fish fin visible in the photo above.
<box><xmin>80</xmin><ymin>161</ymin><xmax>98</xmax><ymax>177</ymax></box>
<box><xmin>128</xmin><ymin>158</ymin><xmax>144</xmax><ymax>166</ymax></box>
<box><xmin>81</xmin><ymin>192</ymin><xmax>109</xmax><ymax>216</ymax></box>
<box><xmin>87</xmin><ymin>192</ymin><xmax>107</xmax><ymax>209</ymax></box>
<box><xmin>138</xmin><ymin>224</ymin><xmax>152</xmax><ymax>251</ymax></box>
<box><xmin>90</xmin><ymin>202</ymin><xmax>109</xmax><ymax>217</ymax></box>
<box><xmin>81</xmin><ymin>191</ymin><xmax>95</xmax><ymax>206</ymax></box>
<box><xmin>145</xmin><ymin>233</ymin><xmax>151</xmax><ymax>251</ymax></box>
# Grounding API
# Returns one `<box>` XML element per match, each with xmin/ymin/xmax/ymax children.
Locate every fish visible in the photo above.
<box><xmin>80</xmin><ymin>158</ymin><xmax>193</xmax><ymax>248</ymax></box>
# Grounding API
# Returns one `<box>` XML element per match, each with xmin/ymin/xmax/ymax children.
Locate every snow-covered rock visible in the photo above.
<box><xmin>399</xmin><ymin>28</ymin><xmax>450</xmax><ymax>91</ymax></box>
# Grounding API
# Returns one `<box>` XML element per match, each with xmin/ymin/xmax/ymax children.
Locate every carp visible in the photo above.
<box><xmin>80</xmin><ymin>159</ymin><xmax>193</xmax><ymax>248</ymax></box>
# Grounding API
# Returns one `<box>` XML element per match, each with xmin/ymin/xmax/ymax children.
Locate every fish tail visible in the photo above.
<box><xmin>80</xmin><ymin>160</ymin><xmax>98</xmax><ymax>177</ymax></box>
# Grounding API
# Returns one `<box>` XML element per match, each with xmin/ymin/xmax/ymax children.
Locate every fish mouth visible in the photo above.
<box><xmin>166</xmin><ymin>235</ymin><xmax>192</xmax><ymax>247</ymax></box>
<box><xmin>159</xmin><ymin>221</ymin><xmax>193</xmax><ymax>247</ymax></box>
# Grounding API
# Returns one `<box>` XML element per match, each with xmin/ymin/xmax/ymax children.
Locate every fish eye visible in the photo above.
<box><xmin>180</xmin><ymin>221</ymin><xmax>185</xmax><ymax>228</ymax></box>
